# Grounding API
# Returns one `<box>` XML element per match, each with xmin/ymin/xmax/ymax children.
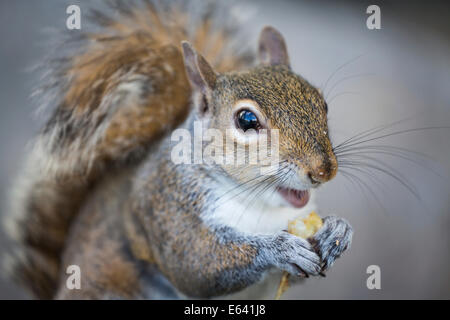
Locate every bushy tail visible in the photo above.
<box><xmin>4</xmin><ymin>0</ymin><xmax>254</xmax><ymax>299</ymax></box>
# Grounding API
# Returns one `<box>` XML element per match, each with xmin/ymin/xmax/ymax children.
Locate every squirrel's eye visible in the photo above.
<box><xmin>236</xmin><ymin>110</ymin><xmax>260</xmax><ymax>132</ymax></box>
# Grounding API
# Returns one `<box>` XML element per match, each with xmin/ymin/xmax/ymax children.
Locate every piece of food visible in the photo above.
<box><xmin>288</xmin><ymin>211</ymin><xmax>323</xmax><ymax>238</ymax></box>
<box><xmin>275</xmin><ymin>211</ymin><xmax>323</xmax><ymax>300</ymax></box>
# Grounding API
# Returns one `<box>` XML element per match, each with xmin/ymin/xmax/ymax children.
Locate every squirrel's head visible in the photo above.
<box><xmin>182</xmin><ymin>27</ymin><xmax>337</xmax><ymax>208</ymax></box>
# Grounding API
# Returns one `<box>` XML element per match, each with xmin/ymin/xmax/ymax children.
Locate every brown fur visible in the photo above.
<box><xmin>7</xmin><ymin>1</ymin><xmax>253</xmax><ymax>299</ymax></box>
<box><xmin>211</xmin><ymin>65</ymin><xmax>337</xmax><ymax>183</ymax></box>
<box><xmin>7</xmin><ymin>2</ymin><xmax>339</xmax><ymax>300</ymax></box>
<box><xmin>131</xmin><ymin>163</ymin><xmax>261</xmax><ymax>296</ymax></box>
<box><xmin>55</xmin><ymin>170</ymin><xmax>142</xmax><ymax>299</ymax></box>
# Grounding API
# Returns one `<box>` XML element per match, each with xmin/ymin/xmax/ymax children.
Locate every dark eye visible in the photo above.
<box><xmin>324</xmin><ymin>102</ymin><xmax>328</xmax><ymax>113</ymax></box>
<box><xmin>236</xmin><ymin>110</ymin><xmax>261</xmax><ymax>132</ymax></box>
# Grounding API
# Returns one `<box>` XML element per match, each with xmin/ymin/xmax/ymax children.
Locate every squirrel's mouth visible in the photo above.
<box><xmin>277</xmin><ymin>187</ymin><xmax>310</xmax><ymax>208</ymax></box>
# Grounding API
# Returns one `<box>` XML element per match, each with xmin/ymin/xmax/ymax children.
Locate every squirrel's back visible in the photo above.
<box><xmin>4</xmin><ymin>0</ymin><xmax>254</xmax><ymax>299</ymax></box>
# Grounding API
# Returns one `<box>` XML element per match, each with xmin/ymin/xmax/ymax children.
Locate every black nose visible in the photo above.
<box><xmin>307</xmin><ymin>170</ymin><xmax>328</xmax><ymax>184</ymax></box>
<box><xmin>306</xmin><ymin>156</ymin><xmax>338</xmax><ymax>184</ymax></box>
<box><xmin>307</xmin><ymin>172</ymin><xmax>321</xmax><ymax>184</ymax></box>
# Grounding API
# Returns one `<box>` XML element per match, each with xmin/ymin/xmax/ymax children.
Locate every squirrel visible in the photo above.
<box><xmin>4</xmin><ymin>0</ymin><xmax>353</xmax><ymax>299</ymax></box>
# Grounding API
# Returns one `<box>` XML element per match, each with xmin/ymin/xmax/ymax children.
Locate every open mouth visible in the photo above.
<box><xmin>277</xmin><ymin>187</ymin><xmax>310</xmax><ymax>208</ymax></box>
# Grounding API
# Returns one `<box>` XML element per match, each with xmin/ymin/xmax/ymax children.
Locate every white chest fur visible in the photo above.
<box><xmin>206</xmin><ymin>186</ymin><xmax>317</xmax><ymax>236</ymax></box>
<box><xmin>202</xmin><ymin>185</ymin><xmax>317</xmax><ymax>299</ymax></box>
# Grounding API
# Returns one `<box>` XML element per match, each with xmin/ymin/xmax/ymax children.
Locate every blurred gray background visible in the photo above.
<box><xmin>0</xmin><ymin>0</ymin><xmax>449</xmax><ymax>299</ymax></box>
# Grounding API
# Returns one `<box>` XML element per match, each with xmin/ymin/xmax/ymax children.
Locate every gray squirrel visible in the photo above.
<box><xmin>4</xmin><ymin>1</ymin><xmax>353</xmax><ymax>299</ymax></box>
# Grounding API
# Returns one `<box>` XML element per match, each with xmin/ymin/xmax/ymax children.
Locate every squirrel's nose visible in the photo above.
<box><xmin>307</xmin><ymin>155</ymin><xmax>338</xmax><ymax>184</ymax></box>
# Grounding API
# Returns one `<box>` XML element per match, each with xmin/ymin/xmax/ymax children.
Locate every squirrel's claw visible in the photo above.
<box><xmin>271</xmin><ymin>231</ymin><xmax>322</xmax><ymax>278</ymax></box>
<box><xmin>310</xmin><ymin>216</ymin><xmax>353</xmax><ymax>271</ymax></box>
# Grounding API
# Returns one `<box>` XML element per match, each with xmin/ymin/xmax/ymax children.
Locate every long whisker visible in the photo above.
<box><xmin>326</xmin><ymin>91</ymin><xmax>360</xmax><ymax>105</ymax></box>
<box><xmin>325</xmin><ymin>72</ymin><xmax>374</xmax><ymax>99</ymax></box>
<box><xmin>233</xmin><ymin>166</ymin><xmax>290</xmax><ymax>228</ymax></box>
<box><xmin>213</xmin><ymin>161</ymin><xmax>289</xmax><ymax>209</ymax></box>
<box><xmin>213</xmin><ymin>162</ymin><xmax>286</xmax><ymax>198</ymax></box>
<box><xmin>340</xmin><ymin>161</ymin><xmax>400</xmax><ymax>193</ymax></box>
<box><xmin>335</xmin><ymin>144</ymin><xmax>433</xmax><ymax>160</ymax></box>
<box><xmin>238</xmin><ymin>170</ymin><xmax>290</xmax><ymax>228</ymax></box>
<box><xmin>335</xmin><ymin>126</ymin><xmax>450</xmax><ymax>152</ymax></box>
<box><xmin>339</xmin><ymin>165</ymin><xmax>392</xmax><ymax>202</ymax></box>
<box><xmin>321</xmin><ymin>53</ymin><xmax>365</xmax><ymax>94</ymax></box>
<box><xmin>336</xmin><ymin>146</ymin><xmax>444</xmax><ymax>179</ymax></box>
<box><xmin>339</xmin><ymin>168</ymin><xmax>389</xmax><ymax>214</ymax></box>
<box><xmin>338</xmin><ymin>156</ymin><xmax>419</xmax><ymax>199</ymax></box>
<box><xmin>333</xmin><ymin>113</ymin><xmax>424</xmax><ymax>150</ymax></box>
<box><xmin>213</xmin><ymin>172</ymin><xmax>278</xmax><ymax>209</ymax></box>
<box><xmin>255</xmin><ymin>167</ymin><xmax>293</xmax><ymax>228</ymax></box>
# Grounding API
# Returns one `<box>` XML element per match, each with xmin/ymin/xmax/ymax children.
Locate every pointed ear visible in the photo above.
<box><xmin>181</xmin><ymin>41</ymin><xmax>217</xmax><ymax>94</ymax></box>
<box><xmin>258</xmin><ymin>26</ymin><xmax>290</xmax><ymax>67</ymax></box>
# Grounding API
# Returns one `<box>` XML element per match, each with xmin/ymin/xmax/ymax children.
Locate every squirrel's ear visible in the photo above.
<box><xmin>258</xmin><ymin>26</ymin><xmax>290</xmax><ymax>68</ymax></box>
<box><xmin>181</xmin><ymin>41</ymin><xmax>217</xmax><ymax>94</ymax></box>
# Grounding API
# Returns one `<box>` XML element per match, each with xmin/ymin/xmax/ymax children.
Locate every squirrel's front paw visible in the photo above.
<box><xmin>311</xmin><ymin>216</ymin><xmax>353</xmax><ymax>271</ymax></box>
<box><xmin>271</xmin><ymin>231</ymin><xmax>322</xmax><ymax>278</ymax></box>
